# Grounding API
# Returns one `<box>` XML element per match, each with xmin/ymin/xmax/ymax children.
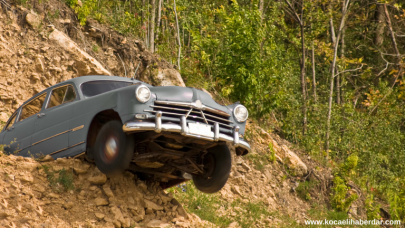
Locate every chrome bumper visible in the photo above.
<box><xmin>122</xmin><ymin>112</ymin><xmax>251</xmax><ymax>153</ymax></box>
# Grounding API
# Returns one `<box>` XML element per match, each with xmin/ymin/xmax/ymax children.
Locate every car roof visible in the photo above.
<box><xmin>56</xmin><ymin>75</ymin><xmax>136</xmax><ymax>87</ymax></box>
<box><xmin>21</xmin><ymin>75</ymin><xmax>140</xmax><ymax>106</ymax></box>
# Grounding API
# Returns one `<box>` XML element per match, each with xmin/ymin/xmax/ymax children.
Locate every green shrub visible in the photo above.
<box><xmin>365</xmin><ymin>194</ymin><xmax>381</xmax><ymax>220</ymax></box>
<box><xmin>330</xmin><ymin>176</ymin><xmax>358</xmax><ymax>212</ymax></box>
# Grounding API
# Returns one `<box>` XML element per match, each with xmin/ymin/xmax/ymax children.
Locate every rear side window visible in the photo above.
<box><xmin>20</xmin><ymin>93</ymin><xmax>47</xmax><ymax>121</ymax></box>
<box><xmin>47</xmin><ymin>85</ymin><xmax>76</xmax><ymax>109</ymax></box>
<box><xmin>81</xmin><ymin>81</ymin><xmax>133</xmax><ymax>98</ymax></box>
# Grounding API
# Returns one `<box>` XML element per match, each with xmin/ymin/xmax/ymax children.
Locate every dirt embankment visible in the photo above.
<box><xmin>0</xmin><ymin>153</ymin><xmax>211</xmax><ymax>228</ymax></box>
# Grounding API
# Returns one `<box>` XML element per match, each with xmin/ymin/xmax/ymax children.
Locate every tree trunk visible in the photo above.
<box><xmin>300</xmin><ymin>21</ymin><xmax>307</xmax><ymax>135</ymax></box>
<box><xmin>156</xmin><ymin>0</ymin><xmax>162</xmax><ymax>36</ymax></box>
<box><xmin>326</xmin><ymin>0</ymin><xmax>350</xmax><ymax>158</ymax></box>
<box><xmin>368</xmin><ymin>4</ymin><xmax>403</xmax><ymax>115</ymax></box>
<box><xmin>374</xmin><ymin>4</ymin><xmax>385</xmax><ymax>47</ymax></box>
<box><xmin>311</xmin><ymin>41</ymin><xmax>317</xmax><ymax>103</ymax></box>
<box><xmin>150</xmin><ymin>0</ymin><xmax>156</xmax><ymax>53</ymax></box>
<box><xmin>174</xmin><ymin>0</ymin><xmax>181</xmax><ymax>70</ymax></box>
<box><xmin>142</xmin><ymin>0</ymin><xmax>146</xmax><ymax>44</ymax></box>
<box><xmin>259</xmin><ymin>0</ymin><xmax>264</xmax><ymax>23</ymax></box>
<box><xmin>340</xmin><ymin>21</ymin><xmax>346</xmax><ymax>104</ymax></box>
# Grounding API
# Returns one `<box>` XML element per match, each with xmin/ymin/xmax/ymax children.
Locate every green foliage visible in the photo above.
<box><xmin>388</xmin><ymin>181</ymin><xmax>405</xmax><ymax>220</ymax></box>
<box><xmin>296</xmin><ymin>179</ymin><xmax>318</xmax><ymax>201</ymax></box>
<box><xmin>365</xmin><ymin>194</ymin><xmax>381</xmax><ymax>220</ymax></box>
<box><xmin>330</xmin><ymin>176</ymin><xmax>358</xmax><ymax>212</ymax></box>
<box><xmin>92</xmin><ymin>44</ymin><xmax>99</xmax><ymax>52</ymax></box>
<box><xmin>41</xmin><ymin>166</ymin><xmax>75</xmax><ymax>192</ymax></box>
<box><xmin>168</xmin><ymin>182</ymin><xmax>274</xmax><ymax>228</ymax></box>
<box><xmin>268</xmin><ymin>142</ymin><xmax>276</xmax><ymax>163</ymax></box>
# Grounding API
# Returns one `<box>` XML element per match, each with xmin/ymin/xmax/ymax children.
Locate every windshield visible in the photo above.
<box><xmin>81</xmin><ymin>80</ymin><xmax>134</xmax><ymax>98</ymax></box>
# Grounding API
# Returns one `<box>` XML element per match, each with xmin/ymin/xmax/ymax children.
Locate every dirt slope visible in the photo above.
<box><xmin>0</xmin><ymin>153</ymin><xmax>213</xmax><ymax>228</ymax></box>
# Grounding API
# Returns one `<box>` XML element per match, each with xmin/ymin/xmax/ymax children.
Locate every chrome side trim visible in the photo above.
<box><xmin>123</xmin><ymin>121</ymin><xmax>251</xmax><ymax>153</ymax></box>
<box><xmin>32</xmin><ymin>130</ymin><xmax>70</xmax><ymax>145</ymax></box>
<box><xmin>32</xmin><ymin>125</ymin><xmax>84</xmax><ymax>146</ymax></box>
<box><xmin>72</xmin><ymin>125</ymin><xmax>84</xmax><ymax>132</ymax></box>
<box><xmin>50</xmin><ymin>141</ymin><xmax>85</xmax><ymax>155</ymax></box>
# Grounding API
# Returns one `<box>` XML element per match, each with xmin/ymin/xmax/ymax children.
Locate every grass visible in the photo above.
<box><xmin>168</xmin><ymin>182</ymin><xmax>275</xmax><ymax>228</ymax></box>
<box><xmin>296</xmin><ymin>179</ymin><xmax>319</xmax><ymax>201</ymax></box>
<box><xmin>41</xmin><ymin>165</ymin><xmax>75</xmax><ymax>192</ymax></box>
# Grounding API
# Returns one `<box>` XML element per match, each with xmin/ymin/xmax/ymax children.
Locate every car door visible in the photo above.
<box><xmin>3</xmin><ymin>93</ymin><xmax>47</xmax><ymax>156</ymax></box>
<box><xmin>31</xmin><ymin>84</ymin><xmax>78</xmax><ymax>157</ymax></box>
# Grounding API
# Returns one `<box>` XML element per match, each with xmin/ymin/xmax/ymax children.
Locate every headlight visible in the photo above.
<box><xmin>135</xmin><ymin>85</ymin><xmax>151</xmax><ymax>103</ymax></box>
<box><xmin>233</xmin><ymin>105</ymin><xmax>248</xmax><ymax>122</ymax></box>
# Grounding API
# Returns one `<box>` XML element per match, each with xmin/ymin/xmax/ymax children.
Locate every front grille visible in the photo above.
<box><xmin>144</xmin><ymin>101</ymin><xmax>233</xmax><ymax>130</ymax></box>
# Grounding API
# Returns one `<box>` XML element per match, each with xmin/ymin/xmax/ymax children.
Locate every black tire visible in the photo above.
<box><xmin>93</xmin><ymin>120</ymin><xmax>134</xmax><ymax>175</ymax></box>
<box><xmin>193</xmin><ymin>144</ymin><xmax>232</xmax><ymax>193</ymax></box>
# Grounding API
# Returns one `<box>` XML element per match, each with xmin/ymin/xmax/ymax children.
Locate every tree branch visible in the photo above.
<box><xmin>333</xmin><ymin>64</ymin><xmax>364</xmax><ymax>78</ymax></box>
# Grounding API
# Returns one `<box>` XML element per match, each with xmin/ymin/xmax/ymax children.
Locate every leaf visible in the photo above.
<box><xmin>389</xmin><ymin>69</ymin><xmax>399</xmax><ymax>75</ymax></box>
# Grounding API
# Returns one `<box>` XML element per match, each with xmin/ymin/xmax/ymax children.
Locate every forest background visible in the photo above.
<box><xmin>22</xmin><ymin>0</ymin><xmax>405</xmax><ymax>222</ymax></box>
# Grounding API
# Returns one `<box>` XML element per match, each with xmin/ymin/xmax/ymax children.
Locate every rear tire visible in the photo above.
<box><xmin>193</xmin><ymin>144</ymin><xmax>232</xmax><ymax>193</ymax></box>
<box><xmin>93</xmin><ymin>120</ymin><xmax>134</xmax><ymax>175</ymax></box>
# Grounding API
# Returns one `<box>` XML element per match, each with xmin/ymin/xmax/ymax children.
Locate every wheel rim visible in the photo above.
<box><xmin>103</xmin><ymin>135</ymin><xmax>119</xmax><ymax>163</ymax></box>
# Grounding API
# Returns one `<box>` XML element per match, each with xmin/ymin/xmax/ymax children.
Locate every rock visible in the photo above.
<box><xmin>110</xmin><ymin>206</ymin><xmax>130</xmax><ymax>227</ymax></box>
<box><xmin>159</xmin><ymin>194</ymin><xmax>172</xmax><ymax>204</ymax></box>
<box><xmin>89</xmin><ymin>174</ymin><xmax>107</xmax><ymax>185</ymax></box>
<box><xmin>233</xmin><ymin>175</ymin><xmax>245</xmax><ymax>185</ymax></box>
<box><xmin>231</xmin><ymin>186</ymin><xmax>243</xmax><ymax>197</ymax></box>
<box><xmin>146</xmin><ymin>219</ymin><xmax>170</xmax><ymax>228</ymax></box>
<box><xmin>18</xmin><ymin>162</ymin><xmax>39</xmax><ymax>172</ymax></box>
<box><xmin>58</xmin><ymin>18</ymin><xmax>71</xmax><ymax>24</ymax></box>
<box><xmin>26</xmin><ymin>12</ymin><xmax>40</xmax><ymax>28</ymax></box>
<box><xmin>41</xmin><ymin>155</ymin><xmax>54</xmax><ymax>162</ymax></box>
<box><xmin>48</xmin><ymin>193</ymin><xmax>60</xmax><ymax>198</ymax></box>
<box><xmin>143</xmin><ymin>199</ymin><xmax>163</xmax><ymax>211</ymax></box>
<box><xmin>228</xmin><ymin>222</ymin><xmax>241</xmax><ymax>228</ymax></box>
<box><xmin>94</xmin><ymin>197</ymin><xmax>109</xmax><ymax>206</ymax></box>
<box><xmin>73</xmin><ymin>163</ymin><xmax>90</xmax><ymax>174</ymax></box>
<box><xmin>48</xmin><ymin>29</ymin><xmax>111</xmax><ymax>76</ymax></box>
<box><xmin>35</xmin><ymin>57</ymin><xmax>45</xmax><ymax>72</ymax></box>
<box><xmin>20</xmin><ymin>174</ymin><xmax>33</xmax><ymax>183</ymax></box>
<box><xmin>141</xmin><ymin>68</ymin><xmax>185</xmax><ymax>87</ymax></box>
<box><xmin>137</xmin><ymin>181</ymin><xmax>148</xmax><ymax>192</ymax></box>
<box><xmin>63</xmin><ymin>201</ymin><xmax>74</xmax><ymax>209</ymax></box>
<box><xmin>240</xmin><ymin>163</ymin><xmax>251</xmax><ymax>172</ymax></box>
<box><xmin>0</xmin><ymin>112</ymin><xmax>8</xmax><ymax>122</ymax></box>
<box><xmin>102</xmin><ymin>185</ymin><xmax>114</xmax><ymax>198</ymax></box>
<box><xmin>171</xmin><ymin>198</ymin><xmax>188</xmax><ymax>219</ymax></box>
<box><xmin>95</xmin><ymin>213</ymin><xmax>105</xmax><ymax>219</ymax></box>
<box><xmin>279</xmin><ymin>145</ymin><xmax>308</xmax><ymax>177</ymax></box>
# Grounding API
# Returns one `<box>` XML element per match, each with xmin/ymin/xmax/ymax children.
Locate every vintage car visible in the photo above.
<box><xmin>0</xmin><ymin>76</ymin><xmax>250</xmax><ymax>193</ymax></box>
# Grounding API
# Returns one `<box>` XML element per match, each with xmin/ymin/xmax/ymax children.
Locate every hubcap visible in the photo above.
<box><xmin>104</xmin><ymin>136</ymin><xmax>118</xmax><ymax>161</ymax></box>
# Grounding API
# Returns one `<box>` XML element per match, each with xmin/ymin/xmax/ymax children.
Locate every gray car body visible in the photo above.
<box><xmin>0</xmin><ymin>75</ymin><xmax>248</xmax><ymax>159</ymax></box>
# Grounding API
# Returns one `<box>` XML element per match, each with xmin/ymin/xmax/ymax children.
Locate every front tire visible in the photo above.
<box><xmin>193</xmin><ymin>144</ymin><xmax>232</xmax><ymax>193</ymax></box>
<box><xmin>93</xmin><ymin>120</ymin><xmax>134</xmax><ymax>175</ymax></box>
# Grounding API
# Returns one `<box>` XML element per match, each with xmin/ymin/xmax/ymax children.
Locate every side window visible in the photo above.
<box><xmin>47</xmin><ymin>85</ymin><xmax>76</xmax><ymax>109</ymax></box>
<box><xmin>20</xmin><ymin>93</ymin><xmax>47</xmax><ymax>121</ymax></box>
<box><xmin>4</xmin><ymin>111</ymin><xmax>18</xmax><ymax>131</ymax></box>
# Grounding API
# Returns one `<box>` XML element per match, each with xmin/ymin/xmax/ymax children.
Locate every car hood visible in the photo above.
<box><xmin>150</xmin><ymin>86</ymin><xmax>231</xmax><ymax>113</ymax></box>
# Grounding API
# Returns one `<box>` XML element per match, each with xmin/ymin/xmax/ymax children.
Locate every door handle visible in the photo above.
<box><xmin>37</xmin><ymin>113</ymin><xmax>46</xmax><ymax>118</ymax></box>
